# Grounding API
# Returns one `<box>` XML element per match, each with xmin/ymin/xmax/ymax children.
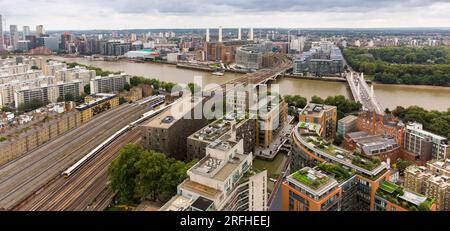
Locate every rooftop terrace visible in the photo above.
<box><xmin>294</xmin><ymin>126</ymin><xmax>388</xmax><ymax>178</ymax></box>
<box><xmin>376</xmin><ymin>181</ymin><xmax>435</xmax><ymax>211</ymax></box>
<box><xmin>287</xmin><ymin>167</ymin><xmax>339</xmax><ymax>197</ymax></box>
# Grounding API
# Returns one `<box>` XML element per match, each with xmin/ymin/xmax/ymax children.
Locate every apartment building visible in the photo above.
<box><xmin>55</xmin><ymin>66</ymin><xmax>96</xmax><ymax>87</ymax></box>
<box><xmin>0</xmin><ymin>70</ymin><xmax>43</xmax><ymax>84</ymax></box>
<box><xmin>374</xmin><ymin>180</ymin><xmax>436</xmax><ymax>211</ymax></box>
<box><xmin>142</xmin><ymin>96</ymin><xmax>208</xmax><ymax>160</ymax></box>
<box><xmin>299</xmin><ymin>103</ymin><xmax>337</xmax><ymax>140</ymax></box>
<box><xmin>90</xmin><ymin>74</ymin><xmax>130</xmax><ymax>94</ymax></box>
<box><xmin>187</xmin><ymin>113</ymin><xmax>256</xmax><ymax>160</ymax></box>
<box><xmin>0</xmin><ymin>111</ymin><xmax>82</xmax><ymax>165</ymax></box>
<box><xmin>404</xmin><ymin>160</ymin><xmax>450</xmax><ymax>211</ymax></box>
<box><xmin>0</xmin><ymin>63</ymin><xmax>31</xmax><ymax>75</ymax></box>
<box><xmin>14</xmin><ymin>80</ymin><xmax>82</xmax><ymax>108</ymax></box>
<box><xmin>43</xmin><ymin>61</ymin><xmax>67</xmax><ymax>76</ymax></box>
<box><xmin>404</xmin><ymin>122</ymin><xmax>450</xmax><ymax>160</ymax></box>
<box><xmin>290</xmin><ymin>120</ymin><xmax>392</xmax><ymax>210</ymax></box>
<box><xmin>75</xmin><ymin>93</ymin><xmax>119</xmax><ymax>123</ymax></box>
<box><xmin>160</xmin><ymin>138</ymin><xmax>268</xmax><ymax>211</ymax></box>
<box><xmin>248</xmin><ymin>95</ymin><xmax>288</xmax><ymax>148</ymax></box>
<box><xmin>337</xmin><ymin>115</ymin><xmax>357</xmax><ymax>136</ymax></box>
<box><xmin>0</xmin><ymin>76</ymin><xmax>55</xmax><ymax>107</ymax></box>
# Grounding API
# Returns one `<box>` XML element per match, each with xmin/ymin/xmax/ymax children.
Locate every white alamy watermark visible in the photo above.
<box><xmin>168</xmin><ymin>76</ymin><xmax>282</xmax><ymax>131</ymax></box>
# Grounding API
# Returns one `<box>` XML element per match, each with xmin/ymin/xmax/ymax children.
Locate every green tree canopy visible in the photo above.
<box><xmin>108</xmin><ymin>144</ymin><xmax>196</xmax><ymax>203</ymax></box>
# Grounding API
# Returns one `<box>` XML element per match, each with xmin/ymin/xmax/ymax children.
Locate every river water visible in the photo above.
<box><xmin>52</xmin><ymin>57</ymin><xmax>450</xmax><ymax>111</ymax></box>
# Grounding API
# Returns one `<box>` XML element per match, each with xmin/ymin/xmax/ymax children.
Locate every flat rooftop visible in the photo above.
<box><xmin>338</xmin><ymin>115</ymin><xmax>357</xmax><ymax>124</ymax></box>
<box><xmin>287</xmin><ymin>167</ymin><xmax>338</xmax><ymax>197</ymax></box>
<box><xmin>144</xmin><ymin>97</ymin><xmax>202</xmax><ymax>129</ymax></box>
<box><xmin>161</xmin><ymin>195</ymin><xmax>194</xmax><ymax>211</ymax></box>
<box><xmin>180</xmin><ymin>180</ymin><xmax>221</xmax><ymax>199</ymax></box>
<box><xmin>191</xmin><ymin>150</ymin><xmax>246</xmax><ymax>182</ymax></box>
<box><xmin>75</xmin><ymin>93</ymin><xmax>116</xmax><ymax>111</ymax></box>
<box><xmin>300</xmin><ymin>103</ymin><xmax>336</xmax><ymax>118</ymax></box>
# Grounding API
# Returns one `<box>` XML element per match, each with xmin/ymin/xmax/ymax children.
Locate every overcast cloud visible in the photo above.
<box><xmin>1</xmin><ymin>0</ymin><xmax>450</xmax><ymax>30</ymax></box>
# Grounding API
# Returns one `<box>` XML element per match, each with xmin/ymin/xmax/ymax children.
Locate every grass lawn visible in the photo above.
<box><xmin>291</xmin><ymin>170</ymin><xmax>328</xmax><ymax>189</ymax></box>
<box><xmin>379</xmin><ymin>181</ymin><xmax>399</xmax><ymax>193</ymax></box>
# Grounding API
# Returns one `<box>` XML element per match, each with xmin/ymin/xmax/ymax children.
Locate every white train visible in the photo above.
<box><xmin>62</xmin><ymin>95</ymin><xmax>169</xmax><ymax>178</ymax></box>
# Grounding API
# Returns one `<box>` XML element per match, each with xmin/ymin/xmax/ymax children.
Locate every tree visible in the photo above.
<box><xmin>84</xmin><ymin>84</ymin><xmax>91</xmax><ymax>95</ymax></box>
<box><xmin>64</xmin><ymin>93</ymin><xmax>75</xmax><ymax>102</ymax></box>
<box><xmin>119</xmin><ymin>97</ymin><xmax>127</xmax><ymax>105</ymax></box>
<box><xmin>418</xmin><ymin>202</ymin><xmax>430</xmax><ymax>211</ymax></box>
<box><xmin>284</xmin><ymin>95</ymin><xmax>307</xmax><ymax>108</ymax></box>
<box><xmin>310</xmin><ymin>95</ymin><xmax>324</xmax><ymax>104</ymax></box>
<box><xmin>334</xmin><ymin>134</ymin><xmax>344</xmax><ymax>146</ymax></box>
<box><xmin>108</xmin><ymin>144</ymin><xmax>144</xmax><ymax>203</ymax></box>
<box><xmin>123</xmin><ymin>83</ymin><xmax>131</xmax><ymax>91</ymax></box>
<box><xmin>31</xmin><ymin>66</ymin><xmax>39</xmax><ymax>70</ymax></box>
<box><xmin>396</xmin><ymin>158</ymin><xmax>412</xmax><ymax>175</ymax></box>
<box><xmin>0</xmin><ymin>106</ymin><xmax>12</xmax><ymax>112</ymax></box>
<box><xmin>108</xmin><ymin>144</ymin><xmax>196</xmax><ymax>203</ymax></box>
<box><xmin>187</xmin><ymin>82</ymin><xmax>201</xmax><ymax>95</ymax></box>
<box><xmin>133</xmin><ymin>151</ymin><xmax>169</xmax><ymax>201</ymax></box>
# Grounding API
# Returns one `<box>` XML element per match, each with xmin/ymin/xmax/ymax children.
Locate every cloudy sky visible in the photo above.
<box><xmin>1</xmin><ymin>0</ymin><xmax>450</xmax><ymax>30</ymax></box>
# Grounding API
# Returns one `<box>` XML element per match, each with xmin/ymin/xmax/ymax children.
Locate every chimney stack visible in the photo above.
<box><xmin>206</xmin><ymin>28</ymin><xmax>210</xmax><ymax>42</ymax></box>
<box><xmin>218</xmin><ymin>26</ymin><xmax>223</xmax><ymax>42</ymax></box>
<box><xmin>238</xmin><ymin>27</ymin><xmax>242</xmax><ymax>40</ymax></box>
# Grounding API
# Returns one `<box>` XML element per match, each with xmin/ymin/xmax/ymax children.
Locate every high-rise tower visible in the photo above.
<box><xmin>10</xmin><ymin>25</ymin><xmax>19</xmax><ymax>49</ymax></box>
<box><xmin>218</xmin><ymin>26</ymin><xmax>223</xmax><ymax>42</ymax></box>
<box><xmin>0</xmin><ymin>15</ymin><xmax>3</xmax><ymax>50</ymax></box>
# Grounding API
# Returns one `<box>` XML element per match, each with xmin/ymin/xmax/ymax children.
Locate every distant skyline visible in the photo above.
<box><xmin>1</xmin><ymin>0</ymin><xmax>450</xmax><ymax>30</ymax></box>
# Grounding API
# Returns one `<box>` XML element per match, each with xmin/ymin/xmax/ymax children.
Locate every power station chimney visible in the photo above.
<box><xmin>218</xmin><ymin>26</ymin><xmax>223</xmax><ymax>42</ymax></box>
<box><xmin>249</xmin><ymin>28</ymin><xmax>254</xmax><ymax>41</ymax></box>
<box><xmin>206</xmin><ymin>28</ymin><xmax>210</xmax><ymax>42</ymax></box>
<box><xmin>238</xmin><ymin>27</ymin><xmax>242</xmax><ymax>40</ymax></box>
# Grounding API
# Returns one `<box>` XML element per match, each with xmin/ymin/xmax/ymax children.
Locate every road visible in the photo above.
<box><xmin>0</xmin><ymin>103</ymin><xmax>153</xmax><ymax>210</ymax></box>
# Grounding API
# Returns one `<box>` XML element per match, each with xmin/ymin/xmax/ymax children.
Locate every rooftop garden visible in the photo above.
<box><xmin>376</xmin><ymin>181</ymin><xmax>434</xmax><ymax>211</ymax></box>
<box><xmin>351</xmin><ymin>155</ymin><xmax>381</xmax><ymax>171</ymax></box>
<box><xmin>317</xmin><ymin>163</ymin><xmax>354</xmax><ymax>182</ymax></box>
<box><xmin>292</xmin><ymin>169</ymin><xmax>329</xmax><ymax>190</ymax></box>
<box><xmin>300</xmin><ymin>134</ymin><xmax>385</xmax><ymax>174</ymax></box>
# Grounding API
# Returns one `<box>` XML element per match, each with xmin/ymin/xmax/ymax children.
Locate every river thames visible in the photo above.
<box><xmin>52</xmin><ymin>57</ymin><xmax>450</xmax><ymax>111</ymax></box>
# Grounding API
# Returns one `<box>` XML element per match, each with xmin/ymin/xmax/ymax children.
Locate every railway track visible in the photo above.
<box><xmin>0</xmin><ymin>104</ymin><xmax>149</xmax><ymax>210</ymax></box>
<box><xmin>13</xmin><ymin>128</ymin><xmax>142</xmax><ymax>211</ymax></box>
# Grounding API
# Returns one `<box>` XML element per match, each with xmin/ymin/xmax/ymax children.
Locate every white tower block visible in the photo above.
<box><xmin>218</xmin><ymin>26</ymin><xmax>223</xmax><ymax>42</ymax></box>
<box><xmin>238</xmin><ymin>27</ymin><xmax>242</xmax><ymax>40</ymax></box>
<box><xmin>206</xmin><ymin>28</ymin><xmax>210</xmax><ymax>42</ymax></box>
<box><xmin>249</xmin><ymin>28</ymin><xmax>254</xmax><ymax>41</ymax></box>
